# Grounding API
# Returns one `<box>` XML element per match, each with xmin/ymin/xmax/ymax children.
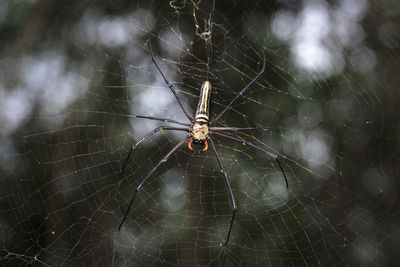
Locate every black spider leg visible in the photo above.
<box><xmin>210</xmin><ymin>52</ymin><xmax>266</xmax><ymax>125</ymax></box>
<box><xmin>208</xmin><ymin>137</ymin><xmax>237</xmax><ymax>247</ymax></box>
<box><xmin>119</xmin><ymin>135</ymin><xmax>191</xmax><ymax>231</ymax></box>
<box><xmin>134</xmin><ymin>115</ymin><xmax>191</xmax><ymax>127</ymax></box>
<box><xmin>212</xmin><ymin>131</ymin><xmax>288</xmax><ymax>189</ymax></box>
<box><xmin>209</xmin><ymin>127</ymin><xmax>258</xmax><ymax>131</ymax></box>
<box><xmin>148</xmin><ymin>33</ymin><xmax>193</xmax><ymax>122</ymax></box>
<box><xmin>121</xmin><ymin>126</ymin><xmax>190</xmax><ymax>179</ymax></box>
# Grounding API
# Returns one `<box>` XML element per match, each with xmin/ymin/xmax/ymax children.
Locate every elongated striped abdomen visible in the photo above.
<box><xmin>195</xmin><ymin>81</ymin><xmax>212</xmax><ymax>122</ymax></box>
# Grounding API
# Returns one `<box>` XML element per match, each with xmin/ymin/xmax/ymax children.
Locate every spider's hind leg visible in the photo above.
<box><xmin>148</xmin><ymin>33</ymin><xmax>193</xmax><ymax>122</ymax></box>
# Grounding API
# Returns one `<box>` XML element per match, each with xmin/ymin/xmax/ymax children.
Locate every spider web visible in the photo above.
<box><xmin>1</xmin><ymin>0</ymin><xmax>399</xmax><ymax>266</ymax></box>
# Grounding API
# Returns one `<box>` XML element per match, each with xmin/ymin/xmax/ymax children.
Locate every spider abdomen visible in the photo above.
<box><xmin>195</xmin><ymin>81</ymin><xmax>212</xmax><ymax>122</ymax></box>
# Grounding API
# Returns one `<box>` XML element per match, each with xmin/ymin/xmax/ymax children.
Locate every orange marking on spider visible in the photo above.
<box><xmin>188</xmin><ymin>138</ymin><xmax>193</xmax><ymax>150</ymax></box>
<box><xmin>202</xmin><ymin>140</ymin><xmax>208</xmax><ymax>151</ymax></box>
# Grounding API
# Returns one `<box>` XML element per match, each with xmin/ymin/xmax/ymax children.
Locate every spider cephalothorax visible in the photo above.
<box><xmin>118</xmin><ymin>37</ymin><xmax>288</xmax><ymax>246</ymax></box>
<box><xmin>189</xmin><ymin>122</ymin><xmax>209</xmax><ymax>152</ymax></box>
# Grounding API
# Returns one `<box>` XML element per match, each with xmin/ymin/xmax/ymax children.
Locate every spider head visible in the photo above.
<box><xmin>188</xmin><ymin>138</ymin><xmax>208</xmax><ymax>154</ymax></box>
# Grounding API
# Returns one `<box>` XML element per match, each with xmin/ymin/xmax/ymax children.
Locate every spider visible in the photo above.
<box><xmin>118</xmin><ymin>39</ymin><xmax>288</xmax><ymax>246</ymax></box>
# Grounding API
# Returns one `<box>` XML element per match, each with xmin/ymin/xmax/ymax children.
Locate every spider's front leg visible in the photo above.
<box><xmin>208</xmin><ymin>137</ymin><xmax>237</xmax><ymax>246</ymax></box>
<box><xmin>119</xmin><ymin>135</ymin><xmax>191</xmax><ymax>231</ymax></box>
<box><xmin>120</xmin><ymin>126</ymin><xmax>189</xmax><ymax>179</ymax></box>
<box><xmin>213</xmin><ymin>131</ymin><xmax>288</xmax><ymax>188</ymax></box>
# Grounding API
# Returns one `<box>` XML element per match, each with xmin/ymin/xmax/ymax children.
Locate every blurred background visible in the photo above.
<box><xmin>0</xmin><ymin>0</ymin><xmax>399</xmax><ymax>266</ymax></box>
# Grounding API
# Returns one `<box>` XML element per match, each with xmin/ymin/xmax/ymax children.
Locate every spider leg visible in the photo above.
<box><xmin>208</xmin><ymin>137</ymin><xmax>237</xmax><ymax>247</ymax></box>
<box><xmin>119</xmin><ymin>135</ymin><xmax>191</xmax><ymax>231</ymax></box>
<box><xmin>210</xmin><ymin>52</ymin><xmax>266</xmax><ymax>124</ymax></box>
<box><xmin>134</xmin><ymin>115</ymin><xmax>191</xmax><ymax>127</ymax></box>
<box><xmin>212</xmin><ymin>131</ymin><xmax>288</xmax><ymax>188</ymax></box>
<box><xmin>121</xmin><ymin>126</ymin><xmax>190</xmax><ymax>179</ymax></box>
<box><xmin>209</xmin><ymin>127</ymin><xmax>259</xmax><ymax>131</ymax></box>
<box><xmin>148</xmin><ymin>33</ymin><xmax>193</xmax><ymax>122</ymax></box>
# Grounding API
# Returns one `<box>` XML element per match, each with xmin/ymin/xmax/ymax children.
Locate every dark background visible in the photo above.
<box><xmin>0</xmin><ymin>0</ymin><xmax>399</xmax><ymax>266</ymax></box>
